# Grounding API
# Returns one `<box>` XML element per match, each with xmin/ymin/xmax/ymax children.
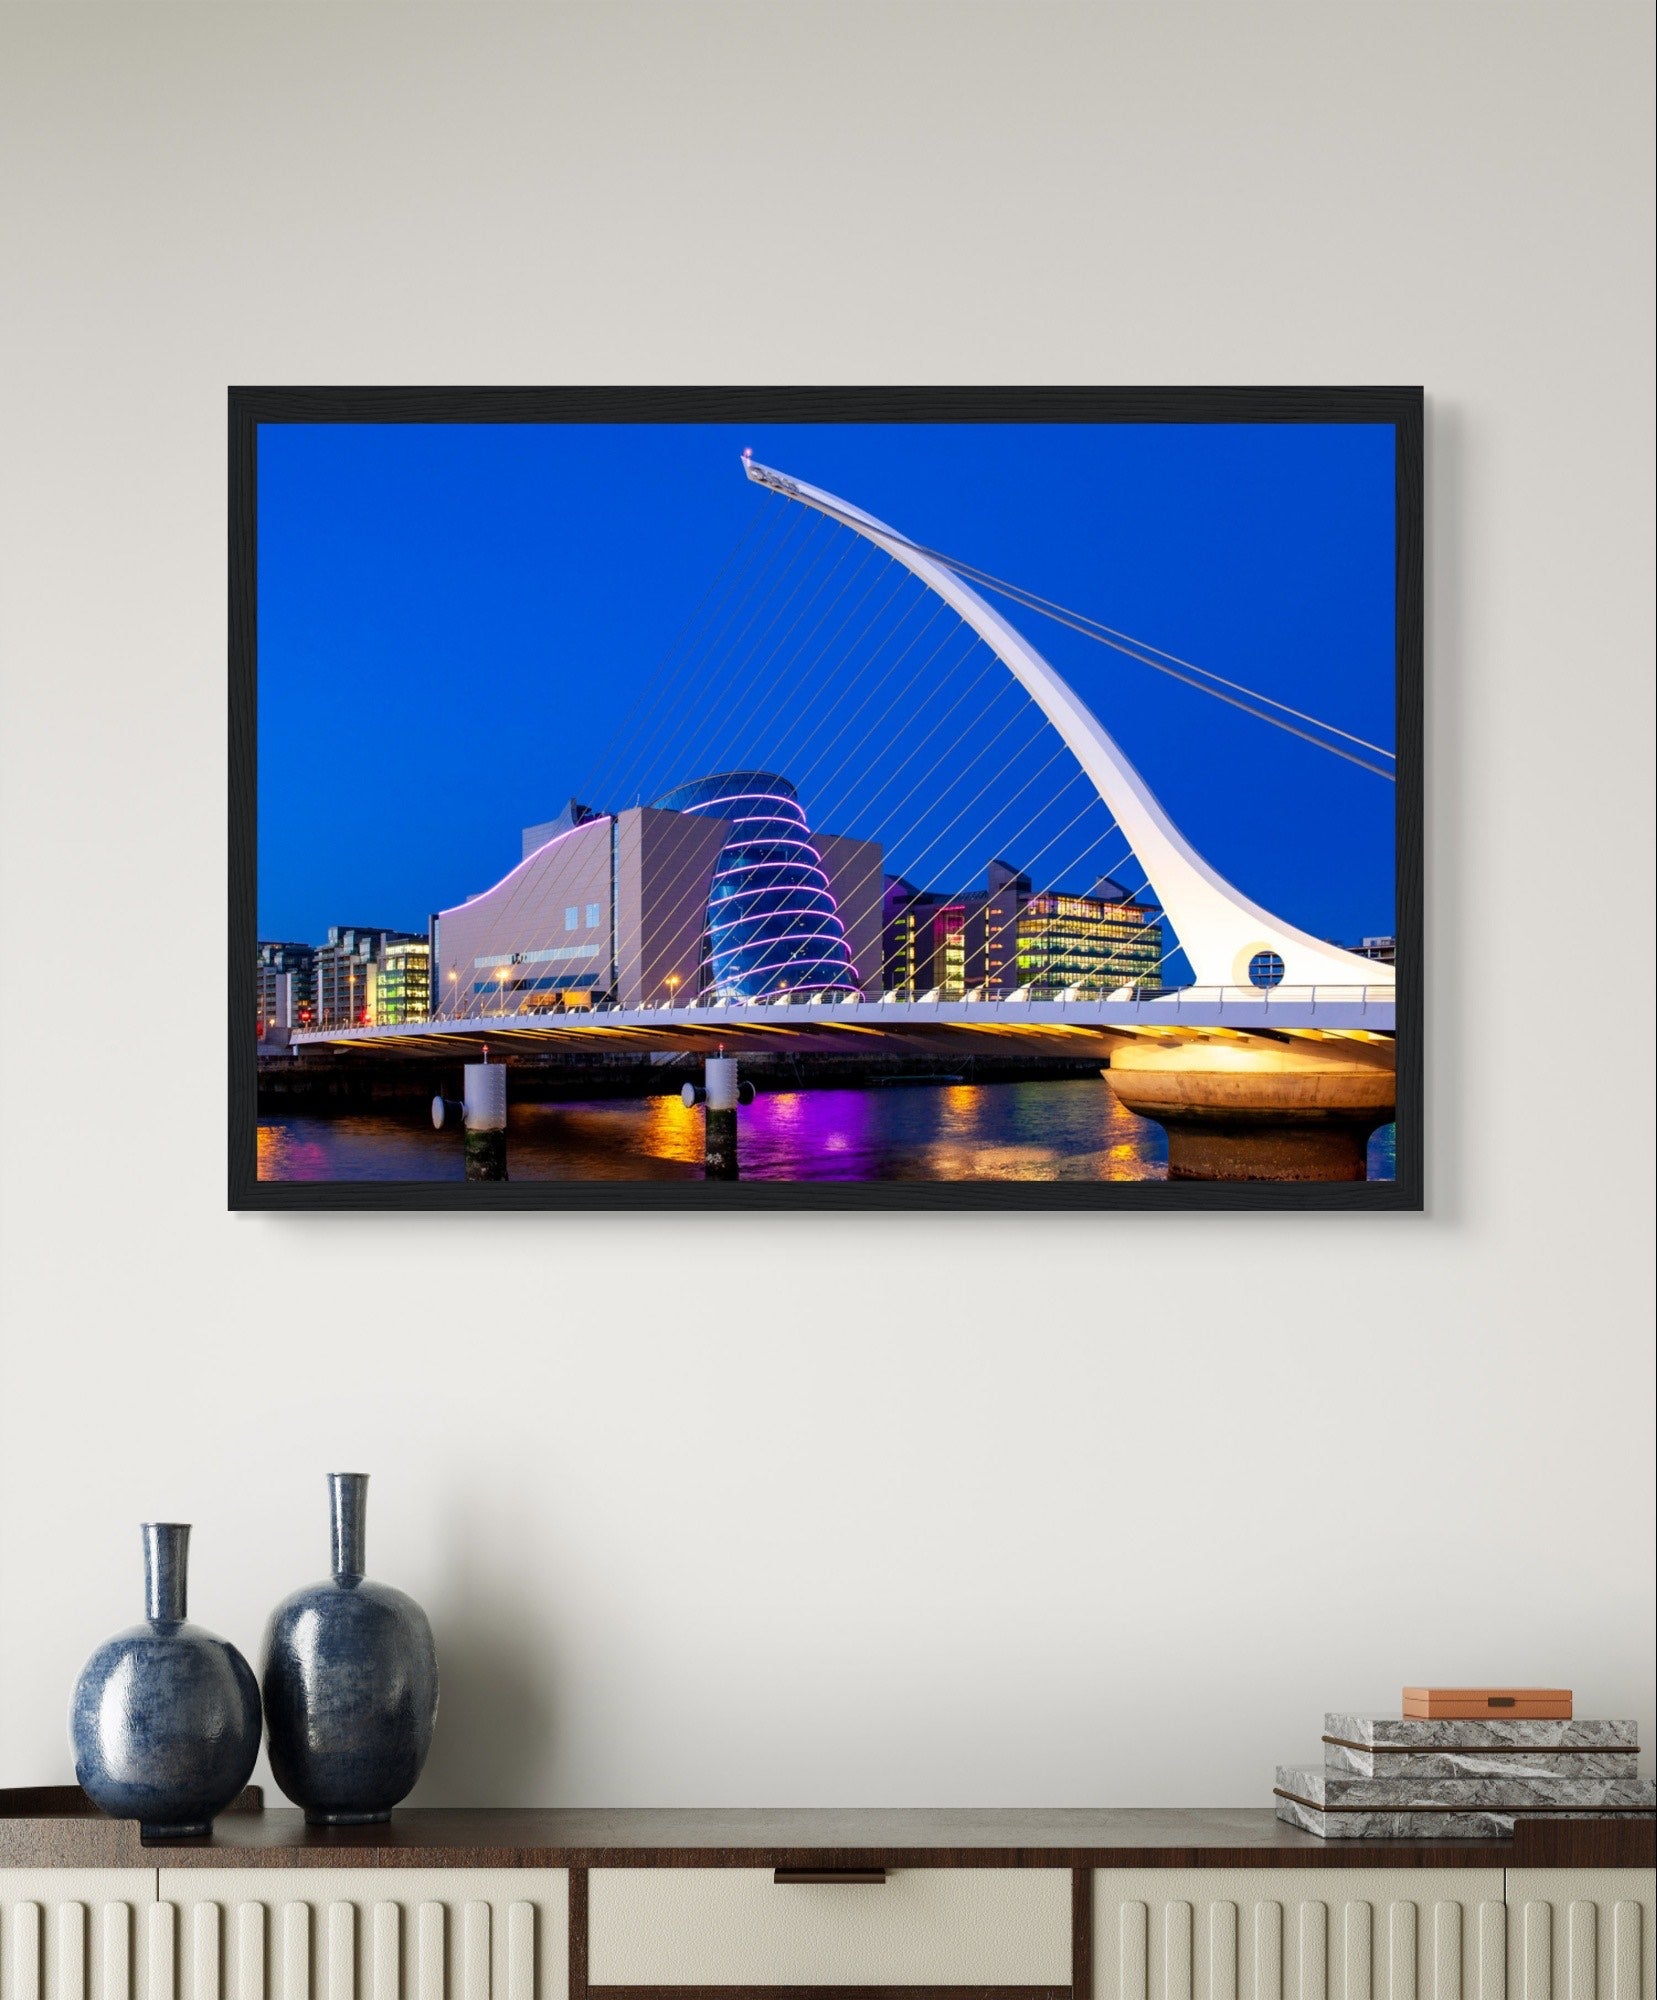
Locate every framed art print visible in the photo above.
<box><xmin>230</xmin><ymin>387</ymin><xmax>1422</xmax><ymax>1210</ymax></box>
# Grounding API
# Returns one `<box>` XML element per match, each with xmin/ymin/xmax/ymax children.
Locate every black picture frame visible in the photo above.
<box><xmin>230</xmin><ymin>386</ymin><xmax>1423</xmax><ymax>1212</ymax></box>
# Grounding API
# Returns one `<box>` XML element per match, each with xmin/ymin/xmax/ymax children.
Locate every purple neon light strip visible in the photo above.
<box><xmin>713</xmin><ymin>845</ymin><xmax>832</xmax><ymax>872</ymax></box>
<box><xmin>436</xmin><ymin>813</ymin><xmax>611</xmax><ymax>919</ymax></box>
<box><xmin>717</xmin><ymin>922</ymin><xmax>854</xmax><ymax>956</ymax></box>
<box><xmin>716</xmin><ymin>931</ymin><xmax>852</xmax><ymax>963</ymax></box>
<box><xmin>711</xmin><ymin>890</ymin><xmax>846</xmax><ymax>926</ymax></box>
<box><xmin>678</xmin><ymin>789</ymin><xmax>810</xmax><ymax>819</ymax></box>
<box><xmin>716</xmin><ymin>924</ymin><xmax>852</xmax><ymax>956</ymax></box>
<box><xmin>725</xmin><ymin>940</ymin><xmax>855</xmax><ymax>978</ymax></box>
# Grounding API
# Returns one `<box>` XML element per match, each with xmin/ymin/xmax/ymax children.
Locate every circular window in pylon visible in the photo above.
<box><xmin>1248</xmin><ymin>950</ymin><xmax>1286</xmax><ymax>988</ymax></box>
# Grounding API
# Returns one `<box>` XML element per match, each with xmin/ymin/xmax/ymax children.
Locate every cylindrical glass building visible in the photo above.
<box><xmin>652</xmin><ymin>771</ymin><xmax>858</xmax><ymax>1002</ymax></box>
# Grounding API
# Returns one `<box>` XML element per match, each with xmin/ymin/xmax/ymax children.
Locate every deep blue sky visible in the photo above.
<box><xmin>259</xmin><ymin>422</ymin><xmax>1395</xmax><ymax>964</ymax></box>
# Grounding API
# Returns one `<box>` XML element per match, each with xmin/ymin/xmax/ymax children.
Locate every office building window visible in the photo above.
<box><xmin>565</xmin><ymin>906</ymin><xmax>579</xmax><ymax>931</ymax></box>
<box><xmin>585</xmin><ymin>902</ymin><xmax>601</xmax><ymax>928</ymax></box>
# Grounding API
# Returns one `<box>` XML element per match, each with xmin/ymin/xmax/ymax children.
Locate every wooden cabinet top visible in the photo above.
<box><xmin>2</xmin><ymin>1791</ymin><xmax>1651</xmax><ymax>1871</ymax></box>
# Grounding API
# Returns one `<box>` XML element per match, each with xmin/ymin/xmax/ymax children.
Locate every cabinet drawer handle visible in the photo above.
<box><xmin>773</xmin><ymin>1868</ymin><xmax>887</xmax><ymax>1884</ymax></box>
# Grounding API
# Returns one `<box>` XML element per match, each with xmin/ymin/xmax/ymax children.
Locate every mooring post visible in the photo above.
<box><xmin>681</xmin><ymin>1050</ymin><xmax>753</xmax><ymax>1180</ymax></box>
<box><xmin>461</xmin><ymin>1060</ymin><xmax>508</xmax><ymax>1180</ymax></box>
<box><xmin>702</xmin><ymin>1054</ymin><xmax>740</xmax><ymax>1179</ymax></box>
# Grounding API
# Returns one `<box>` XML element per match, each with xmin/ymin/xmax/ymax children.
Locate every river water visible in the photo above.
<box><xmin>258</xmin><ymin>1078</ymin><xmax>1398</xmax><ymax>1183</ymax></box>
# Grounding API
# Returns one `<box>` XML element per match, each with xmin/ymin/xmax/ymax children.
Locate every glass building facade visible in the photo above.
<box><xmin>653</xmin><ymin>771</ymin><xmax>858</xmax><ymax>1002</ymax></box>
<box><xmin>256</xmin><ymin>940</ymin><xmax>316</xmax><ymax>1035</ymax></box>
<box><xmin>884</xmin><ymin>869</ymin><xmax>1161</xmax><ymax>999</ymax></box>
<box><xmin>1014</xmin><ymin>888</ymin><xmax>1163</xmax><ymax>998</ymax></box>
<box><xmin>313</xmin><ymin>925</ymin><xmax>421</xmax><ymax>1027</ymax></box>
<box><xmin>376</xmin><ymin>938</ymin><xmax>432</xmax><ymax>1023</ymax></box>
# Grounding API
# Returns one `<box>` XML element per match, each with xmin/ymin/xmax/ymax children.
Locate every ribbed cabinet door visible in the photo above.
<box><xmin>1507</xmin><ymin>1871</ymin><xmax>1655</xmax><ymax>2000</ymax></box>
<box><xmin>1092</xmin><ymin>1872</ymin><xmax>1506</xmax><ymax>2000</ymax></box>
<box><xmin>154</xmin><ymin>1873</ymin><xmax>565</xmax><ymax>2000</ymax></box>
<box><xmin>0</xmin><ymin>1873</ymin><xmax>158</xmax><ymax>2000</ymax></box>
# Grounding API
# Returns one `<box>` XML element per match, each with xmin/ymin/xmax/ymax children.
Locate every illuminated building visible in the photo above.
<box><xmin>929</xmin><ymin>903</ymin><xmax>967</xmax><ymax>996</ymax></box>
<box><xmin>881</xmin><ymin>880</ymin><xmax>966</xmax><ymax>997</ymax></box>
<box><xmin>313</xmin><ymin>926</ymin><xmax>421</xmax><ymax>1028</ymax></box>
<box><xmin>965</xmin><ymin>859</ymin><xmax>1027</xmax><ymax>996</ymax></box>
<box><xmin>653</xmin><ymin>772</ymin><xmax>857</xmax><ymax>1001</ymax></box>
<box><xmin>1011</xmin><ymin>877</ymin><xmax>1164</xmax><ymax>997</ymax></box>
<box><xmin>257</xmin><ymin>941</ymin><xmax>315</xmax><ymax>1038</ymax></box>
<box><xmin>881</xmin><ymin>878</ymin><xmax>920</xmax><ymax>995</ymax></box>
<box><xmin>883</xmin><ymin>864</ymin><xmax>1162</xmax><ymax>999</ymax></box>
<box><xmin>432</xmin><ymin>773</ymin><xmax>882</xmax><ymax>1013</ymax></box>
<box><xmin>376</xmin><ymin>938</ymin><xmax>432</xmax><ymax>1024</ymax></box>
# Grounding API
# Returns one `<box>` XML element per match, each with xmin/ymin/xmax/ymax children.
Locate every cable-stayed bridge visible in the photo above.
<box><xmin>297</xmin><ymin>982</ymin><xmax>1393</xmax><ymax>1059</ymax></box>
<box><xmin>289</xmin><ymin>457</ymin><xmax>1396</xmax><ymax>1176</ymax></box>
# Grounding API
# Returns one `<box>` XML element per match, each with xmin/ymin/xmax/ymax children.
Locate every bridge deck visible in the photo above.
<box><xmin>287</xmin><ymin>991</ymin><xmax>1395</xmax><ymax>1062</ymax></box>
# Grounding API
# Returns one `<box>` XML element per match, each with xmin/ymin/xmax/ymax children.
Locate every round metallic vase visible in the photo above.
<box><xmin>70</xmin><ymin>1523</ymin><xmax>262</xmax><ymax>1840</ymax></box>
<box><xmin>260</xmin><ymin>1473</ymin><xmax>439</xmax><ymax>1826</ymax></box>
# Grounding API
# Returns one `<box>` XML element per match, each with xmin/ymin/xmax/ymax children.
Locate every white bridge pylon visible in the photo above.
<box><xmin>743</xmin><ymin>457</ymin><xmax>1393</xmax><ymax>994</ymax></box>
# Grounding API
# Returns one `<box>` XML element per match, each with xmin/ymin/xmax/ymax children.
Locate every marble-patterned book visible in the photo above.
<box><xmin>1323</xmin><ymin>1741</ymin><xmax>1641</xmax><ymax>1778</ymax></box>
<box><xmin>1276</xmin><ymin>1798</ymin><xmax>1518</xmax><ymax>1839</ymax></box>
<box><xmin>1325</xmin><ymin>1712</ymin><xmax>1639</xmax><ymax>1751</ymax></box>
<box><xmin>1277</xmin><ymin>1764</ymin><xmax>1656</xmax><ymax>1813</ymax></box>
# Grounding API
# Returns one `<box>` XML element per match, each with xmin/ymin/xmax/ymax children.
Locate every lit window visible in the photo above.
<box><xmin>1248</xmin><ymin>950</ymin><xmax>1286</xmax><ymax>988</ymax></box>
<box><xmin>565</xmin><ymin>907</ymin><xmax>579</xmax><ymax>931</ymax></box>
<box><xmin>585</xmin><ymin>903</ymin><xmax>601</xmax><ymax>928</ymax></box>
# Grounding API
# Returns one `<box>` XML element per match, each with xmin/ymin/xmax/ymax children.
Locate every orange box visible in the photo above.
<box><xmin>1402</xmin><ymin>1687</ymin><xmax>1573</xmax><ymax>1719</ymax></box>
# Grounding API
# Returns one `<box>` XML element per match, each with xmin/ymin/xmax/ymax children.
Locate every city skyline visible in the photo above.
<box><xmin>258</xmin><ymin>423</ymin><xmax>1396</xmax><ymax>958</ymax></box>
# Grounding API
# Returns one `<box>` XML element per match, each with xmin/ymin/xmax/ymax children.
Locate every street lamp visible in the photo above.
<box><xmin>497</xmin><ymin>965</ymin><xmax>511</xmax><ymax>1017</ymax></box>
<box><xmin>665</xmin><ymin>973</ymin><xmax>681</xmax><ymax>1007</ymax></box>
<box><xmin>447</xmin><ymin>967</ymin><xmax>458</xmax><ymax>1019</ymax></box>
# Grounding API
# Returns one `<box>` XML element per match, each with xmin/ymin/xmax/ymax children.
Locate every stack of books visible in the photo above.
<box><xmin>1275</xmin><ymin>1690</ymin><xmax>1652</xmax><ymax>1838</ymax></box>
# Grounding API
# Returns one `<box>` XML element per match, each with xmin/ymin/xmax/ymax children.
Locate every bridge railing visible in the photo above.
<box><xmin>290</xmin><ymin>981</ymin><xmax>1392</xmax><ymax>1037</ymax></box>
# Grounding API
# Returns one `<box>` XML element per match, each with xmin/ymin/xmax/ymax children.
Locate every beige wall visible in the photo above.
<box><xmin>0</xmin><ymin>5</ymin><xmax>1650</xmax><ymax>1805</ymax></box>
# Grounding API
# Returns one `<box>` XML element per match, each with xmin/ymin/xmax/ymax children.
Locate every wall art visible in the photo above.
<box><xmin>231</xmin><ymin>388</ymin><xmax>1421</xmax><ymax>1209</ymax></box>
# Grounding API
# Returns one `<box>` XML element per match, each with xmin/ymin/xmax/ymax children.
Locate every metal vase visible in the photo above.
<box><xmin>69</xmin><ymin>1524</ymin><xmax>262</xmax><ymax>1839</ymax></box>
<box><xmin>260</xmin><ymin>1473</ymin><xmax>440</xmax><ymax>1825</ymax></box>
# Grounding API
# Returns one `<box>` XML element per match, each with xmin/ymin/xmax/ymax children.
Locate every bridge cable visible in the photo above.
<box><xmin>526</xmin><ymin>520</ymin><xmax>902</xmax><ymax>1001</ymax></box>
<box><xmin>458</xmin><ymin>501</ymin><xmax>812</xmax><ymax>1018</ymax></box>
<box><xmin>536</xmin><ymin>520</ymin><xmax>1151</xmax><ymax>1013</ymax></box>
<box><xmin>449</xmin><ymin>505</ymin><xmax>815</xmax><ymax>1018</ymax></box>
<box><xmin>931</xmin><ymin>550</ymin><xmax>1394</xmax><ymax>761</ymax></box>
<box><xmin>621</xmin><ymin>545</ymin><xmax>1044</xmax><ymax>1004</ymax></box>
<box><xmin>621</xmin><ymin>563</ymin><xmax>967</xmax><ymax>996</ymax></box>
<box><xmin>574</xmin><ymin>493</ymin><xmax>788</xmax><ymax>814</ymax></box>
<box><xmin>517</xmin><ymin>514</ymin><xmax>859</xmax><ymax>991</ymax></box>
<box><xmin>595</xmin><ymin>524</ymin><xmax>1143</xmax><ymax>1010</ymax></box>
<box><xmin>601</xmin><ymin>503</ymin><xmax>829</xmax><ymax>809</ymax></box>
<box><xmin>447</xmin><ymin>517</ymin><xmax>1184</xmax><ymax>1020</ymax></box>
<box><xmin>710</xmin><ymin>532</ymin><xmax>1154</xmax><ymax>982</ymax></box>
<box><xmin>775</xmin><ymin>488</ymin><xmax>1397</xmax><ymax>780</ymax></box>
<box><xmin>946</xmin><ymin>567</ymin><xmax>1397</xmax><ymax>782</ymax></box>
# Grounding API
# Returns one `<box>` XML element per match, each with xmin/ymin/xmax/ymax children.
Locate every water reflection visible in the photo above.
<box><xmin>259</xmin><ymin>1082</ymin><xmax>1398</xmax><ymax>1185</ymax></box>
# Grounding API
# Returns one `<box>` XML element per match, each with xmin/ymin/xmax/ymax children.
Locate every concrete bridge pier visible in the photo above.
<box><xmin>1105</xmin><ymin>1036</ymin><xmax>1396</xmax><ymax>1182</ymax></box>
<box><xmin>461</xmin><ymin>1061</ymin><xmax>509</xmax><ymax>1180</ymax></box>
<box><xmin>682</xmin><ymin>1054</ymin><xmax>753</xmax><ymax>1180</ymax></box>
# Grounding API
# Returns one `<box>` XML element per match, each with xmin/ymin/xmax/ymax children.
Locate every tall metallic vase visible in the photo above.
<box><xmin>261</xmin><ymin>1473</ymin><xmax>439</xmax><ymax>1824</ymax></box>
<box><xmin>70</xmin><ymin>1524</ymin><xmax>262</xmax><ymax>1839</ymax></box>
